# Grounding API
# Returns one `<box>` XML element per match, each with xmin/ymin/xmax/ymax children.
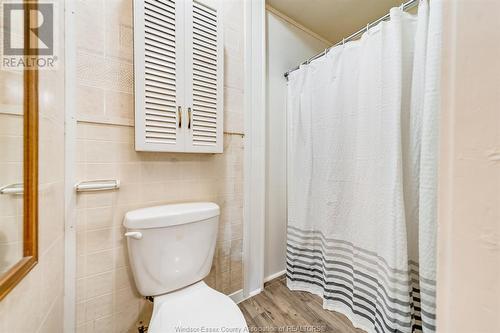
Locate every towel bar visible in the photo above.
<box><xmin>0</xmin><ymin>183</ymin><xmax>23</xmax><ymax>195</ymax></box>
<box><xmin>75</xmin><ymin>179</ymin><xmax>120</xmax><ymax>192</ymax></box>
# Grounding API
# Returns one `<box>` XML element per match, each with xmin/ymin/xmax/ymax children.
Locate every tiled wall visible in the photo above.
<box><xmin>0</xmin><ymin>3</ymin><xmax>24</xmax><ymax>277</ymax></box>
<box><xmin>0</xmin><ymin>1</ymin><xmax>66</xmax><ymax>331</ymax></box>
<box><xmin>0</xmin><ymin>113</ymin><xmax>23</xmax><ymax>275</ymax></box>
<box><xmin>74</xmin><ymin>0</ymin><xmax>245</xmax><ymax>332</ymax></box>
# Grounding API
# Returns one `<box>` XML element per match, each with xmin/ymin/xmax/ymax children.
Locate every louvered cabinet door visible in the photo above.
<box><xmin>134</xmin><ymin>0</ymin><xmax>186</xmax><ymax>152</ymax></box>
<box><xmin>184</xmin><ymin>0</ymin><xmax>224</xmax><ymax>153</ymax></box>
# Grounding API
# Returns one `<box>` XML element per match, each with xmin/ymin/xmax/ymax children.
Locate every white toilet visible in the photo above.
<box><xmin>123</xmin><ymin>202</ymin><xmax>248</xmax><ymax>333</ymax></box>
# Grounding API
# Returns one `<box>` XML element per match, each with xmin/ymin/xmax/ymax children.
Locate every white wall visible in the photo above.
<box><xmin>437</xmin><ymin>1</ymin><xmax>500</xmax><ymax>331</ymax></box>
<box><xmin>265</xmin><ymin>8</ymin><xmax>329</xmax><ymax>280</ymax></box>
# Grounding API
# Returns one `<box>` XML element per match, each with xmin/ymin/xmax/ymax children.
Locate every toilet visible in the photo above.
<box><xmin>123</xmin><ymin>202</ymin><xmax>248</xmax><ymax>333</ymax></box>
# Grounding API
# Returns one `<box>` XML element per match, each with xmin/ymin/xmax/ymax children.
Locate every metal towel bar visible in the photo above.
<box><xmin>0</xmin><ymin>183</ymin><xmax>23</xmax><ymax>195</ymax></box>
<box><xmin>75</xmin><ymin>179</ymin><xmax>120</xmax><ymax>192</ymax></box>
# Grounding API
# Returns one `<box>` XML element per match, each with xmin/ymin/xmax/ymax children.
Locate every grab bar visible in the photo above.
<box><xmin>75</xmin><ymin>179</ymin><xmax>120</xmax><ymax>192</ymax></box>
<box><xmin>0</xmin><ymin>183</ymin><xmax>23</xmax><ymax>195</ymax></box>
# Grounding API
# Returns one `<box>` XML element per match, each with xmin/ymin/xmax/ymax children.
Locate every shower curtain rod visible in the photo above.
<box><xmin>283</xmin><ymin>0</ymin><xmax>420</xmax><ymax>79</ymax></box>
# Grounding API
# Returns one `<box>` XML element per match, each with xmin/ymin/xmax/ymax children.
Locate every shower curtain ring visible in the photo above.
<box><xmin>366</xmin><ymin>23</ymin><xmax>370</xmax><ymax>32</ymax></box>
<box><xmin>342</xmin><ymin>38</ymin><xmax>345</xmax><ymax>46</ymax></box>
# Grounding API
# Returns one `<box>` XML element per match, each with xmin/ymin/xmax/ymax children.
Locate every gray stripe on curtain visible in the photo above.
<box><xmin>286</xmin><ymin>227</ymin><xmax>436</xmax><ymax>333</ymax></box>
<box><xmin>288</xmin><ymin>226</ymin><xmax>437</xmax><ymax>301</ymax></box>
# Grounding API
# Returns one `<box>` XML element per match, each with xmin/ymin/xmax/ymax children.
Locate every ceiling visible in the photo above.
<box><xmin>266</xmin><ymin>0</ymin><xmax>405</xmax><ymax>43</ymax></box>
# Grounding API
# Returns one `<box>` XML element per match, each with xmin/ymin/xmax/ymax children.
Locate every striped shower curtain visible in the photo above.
<box><xmin>286</xmin><ymin>2</ymin><xmax>441</xmax><ymax>333</ymax></box>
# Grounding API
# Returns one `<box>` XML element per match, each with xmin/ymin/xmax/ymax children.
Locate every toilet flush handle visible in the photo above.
<box><xmin>124</xmin><ymin>231</ymin><xmax>143</xmax><ymax>240</ymax></box>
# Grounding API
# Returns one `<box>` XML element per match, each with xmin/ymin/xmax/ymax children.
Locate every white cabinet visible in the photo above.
<box><xmin>134</xmin><ymin>0</ymin><xmax>223</xmax><ymax>153</ymax></box>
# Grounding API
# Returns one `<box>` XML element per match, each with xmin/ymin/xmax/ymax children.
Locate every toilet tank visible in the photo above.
<box><xmin>123</xmin><ymin>202</ymin><xmax>219</xmax><ymax>296</ymax></box>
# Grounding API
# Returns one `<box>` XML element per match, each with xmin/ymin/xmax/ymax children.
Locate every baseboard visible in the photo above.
<box><xmin>229</xmin><ymin>288</ymin><xmax>263</xmax><ymax>304</ymax></box>
<box><xmin>229</xmin><ymin>272</ymin><xmax>285</xmax><ymax>305</ymax></box>
<box><xmin>248</xmin><ymin>288</ymin><xmax>262</xmax><ymax>298</ymax></box>
<box><xmin>264</xmin><ymin>270</ymin><xmax>286</xmax><ymax>283</ymax></box>
<box><xmin>229</xmin><ymin>289</ymin><xmax>245</xmax><ymax>304</ymax></box>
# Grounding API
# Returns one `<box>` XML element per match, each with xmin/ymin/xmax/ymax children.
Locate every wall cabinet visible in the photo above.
<box><xmin>134</xmin><ymin>0</ymin><xmax>223</xmax><ymax>153</ymax></box>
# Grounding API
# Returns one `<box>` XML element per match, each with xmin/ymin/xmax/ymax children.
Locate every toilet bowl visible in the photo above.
<box><xmin>123</xmin><ymin>202</ymin><xmax>247</xmax><ymax>333</ymax></box>
<box><xmin>149</xmin><ymin>281</ymin><xmax>246</xmax><ymax>332</ymax></box>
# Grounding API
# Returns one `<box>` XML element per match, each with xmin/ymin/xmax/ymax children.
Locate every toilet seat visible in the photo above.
<box><xmin>148</xmin><ymin>281</ymin><xmax>248</xmax><ymax>333</ymax></box>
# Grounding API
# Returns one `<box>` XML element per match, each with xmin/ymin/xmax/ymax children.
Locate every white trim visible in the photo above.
<box><xmin>229</xmin><ymin>289</ymin><xmax>244</xmax><ymax>304</ymax></box>
<box><xmin>264</xmin><ymin>270</ymin><xmax>286</xmax><ymax>283</ymax></box>
<box><xmin>265</xmin><ymin>4</ymin><xmax>333</xmax><ymax>45</ymax></box>
<box><xmin>242</xmin><ymin>0</ymin><xmax>266</xmax><ymax>299</ymax></box>
<box><xmin>63</xmin><ymin>1</ymin><xmax>77</xmax><ymax>332</ymax></box>
<box><xmin>229</xmin><ymin>288</ymin><xmax>263</xmax><ymax>305</ymax></box>
<box><xmin>248</xmin><ymin>288</ymin><xmax>262</xmax><ymax>298</ymax></box>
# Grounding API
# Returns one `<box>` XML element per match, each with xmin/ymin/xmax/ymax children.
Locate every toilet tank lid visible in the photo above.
<box><xmin>123</xmin><ymin>202</ymin><xmax>220</xmax><ymax>229</ymax></box>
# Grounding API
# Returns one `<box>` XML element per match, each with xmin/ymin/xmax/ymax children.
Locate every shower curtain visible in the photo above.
<box><xmin>286</xmin><ymin>2</ymin><xmax>441</xmax><ymax>333</ymax></box>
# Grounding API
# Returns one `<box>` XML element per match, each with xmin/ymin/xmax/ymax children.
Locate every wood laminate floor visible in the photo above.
<box><xmin>238</xmin><ymin>275</ymin><xmax>365</xmax><ymax>333</ymax></box>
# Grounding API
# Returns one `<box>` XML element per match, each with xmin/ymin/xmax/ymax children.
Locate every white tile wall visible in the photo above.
<box><xmin>0</xmin><ymin>2</ymin><xmax>66</xmax><ymax>331</ymax></box>
<box><xmin>74</xmin><ymin>0</ymin><xmax>246</xmax><ymax>331</ymax></box>
<box><xmin>0</xmin><ymin>114</ymin><xmax>23</xmax><ymax>275</ymax></box>
<box><xmin>74</xmin><ymin>123</ymin><xmax>244</xmax><ymax>332</ymax></box>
